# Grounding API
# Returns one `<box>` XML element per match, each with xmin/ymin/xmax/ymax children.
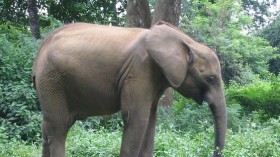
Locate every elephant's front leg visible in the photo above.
<box><xmin>120</xmin><ymin>84</ymin><xmax>156</xmax><ymax>157</ymax></box>
<box><xmin>139</xmin><ymin>102</ymin><xmax>158</xmax><ymax>157</ymax></box>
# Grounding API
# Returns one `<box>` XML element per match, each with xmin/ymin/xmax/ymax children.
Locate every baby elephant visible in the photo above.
<box><xmin>32</xmin><ymin>21</ymin><xmax>226</xmax><ymax>157</ymax></box>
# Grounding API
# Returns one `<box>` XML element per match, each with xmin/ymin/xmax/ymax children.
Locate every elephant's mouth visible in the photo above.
<box><xmin>176</xmin><ymin>86</ymin><xmax>204</xmax><ymax>105</ymax></box>
<box><xmin>190</xmin><ymin>88</ymin><xmax>205</xmax><ymax>105</ymax></box>
<box><xmin>194</xmin><ymin>96</ymin><xmax>203</xmax><ymax>105</ymax></box>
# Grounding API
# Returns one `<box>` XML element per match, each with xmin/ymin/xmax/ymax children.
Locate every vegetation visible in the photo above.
<box><xmin>259</xmin><ymin>15</ymin><xmax>280</xmax><ymax>75</ymax></box>
<box><xmin>1</xmin><ymin>109</ymin><xmax>280</xmax><ymax>156</ymax></box>
<box><xmin>226</xmin><ymin>76</ymin><xmax>280</xmax><ymax>121</ymax></box>
<box><xmin>0</xmin><ymin>0</ymin><xmax>280</xmax><ymax>156</ymax></box>
<box><xmin>180</xmin><ymin>0</ymin><xmax>277</xmax><ymax>83</ymax></box>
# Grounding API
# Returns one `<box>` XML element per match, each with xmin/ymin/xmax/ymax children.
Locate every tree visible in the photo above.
<box><xmin>180</xmin><ymin>0</ymin><xmax>276</xmax><ymax>84</ymax></box>
<box><xmin>27</xmin><ymin>0</ymin><xmax>40</xmax><ymax>39</ymax></box>
<box><xmin>46</xmin><ymin>0</ymin><xmax>125</xmax><ymax>25</ymax></box>
<box><xmin>126</xmin><ymin>0</ymin><xmax>151</xmax><ymax>28</ymax></box>
<box><xmin>259</xmin><ymin>14</ymin><xmax>280</xmax><ymax>75</ymax></box>
<box><xmin>152</xmin><ymin>0</ymin><xmax>182</xmax><ymax>26</ymax></box>
<box><xmin>0</xmin><ymin>0</ymin><xmax>127</xmax><ymax>27</ymax></box>
<box><xmin>0</xmin><ymin>0</ymin><xmax>28</xmax><ymax>26</ymax></box>
<box><xmin>242</xmin><ymin>0</ymin><xmax>277</xmax><ymax>29</ymax></box>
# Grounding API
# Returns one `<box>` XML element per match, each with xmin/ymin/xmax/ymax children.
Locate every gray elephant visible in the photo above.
<box><xmin>32</xmin><ymin>21</ymin><xmax>226</xmax><ymax>157</ymax></box>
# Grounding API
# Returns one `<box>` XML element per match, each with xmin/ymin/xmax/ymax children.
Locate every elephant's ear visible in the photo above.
<box><xmin>145</xmin><ymin>23</ymin><xmax>194</xmax><ymax>88</ymax></box>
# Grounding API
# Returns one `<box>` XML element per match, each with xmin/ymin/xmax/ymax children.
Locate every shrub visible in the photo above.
<box><xmin>81</xmin><ymin>113</ymin><xmax>123</xmax><ymax>132</ymax></box>
<box><xmin>66</xmin><ymin>122</ymin><xmax>121</xmax><ymax>157</ymax></box>
<box><xmin>226</xmin><ymin>75</ymin><xmax>280</xmax><ymax>121</ymax></box>
<box><xmin>0</xmin><ymin>126</ymin><xmax>40</xmax><ymax>157</ymax></box>
<box><xmin>1</xmin><ymin>111</ymin><xmax>280</xmax><ymax>156</ymax></box>
<box><xmin>0</xmin><ymin>18</ymin><xmax>62</xmax><ymax>143</ymax></box>
<box><xmin>0</xmin><ymin>23</ymin><xmax>41</xmax><ymax>143</ymax></box>
<box><xmin>224</xmin><ymin>118</ymin><xmax>280</xmax><ymax>157</ymax></box>
<box><xmin>67</xmin><ymin>117</ymin><xmax>280</xmax><ymax>156</ymax></box>
<box><xmin>168</xmin><ymin>92</ymin><xmax>245</xmax><ymax>132</ymax></box>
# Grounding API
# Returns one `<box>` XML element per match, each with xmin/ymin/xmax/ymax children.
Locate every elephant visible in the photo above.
<box><xmin>32</xmin><ymin>21</ymin><xmax>227</xmax><ymax>157</ymax></box>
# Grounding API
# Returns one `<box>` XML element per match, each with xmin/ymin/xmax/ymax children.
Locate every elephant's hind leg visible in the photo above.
<box><xmin>42</xmin><ymin>114</ymin><xmax>74</xmax><ymax>157</ymax></box>
<box><xmin>42</xmin><ymin>123</ymin><xmax>50</xmax><ymax>157</ymax></box>
<box><xmin>38</xmin><ymin>84</ymin><xmax>75</xmax><ymax>157</ymax></box>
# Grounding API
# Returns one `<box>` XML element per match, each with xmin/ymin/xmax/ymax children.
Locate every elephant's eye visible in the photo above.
<box><xmin>206</xmin><ymin>76</ymin><xmax>216</xmax><ymax>84</ymax></box>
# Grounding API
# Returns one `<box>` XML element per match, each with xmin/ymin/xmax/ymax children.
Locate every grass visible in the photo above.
<box><xmin>1</xmin><ymin>112</ymin><xmax>279</xmax><ymax>157</ymax></box>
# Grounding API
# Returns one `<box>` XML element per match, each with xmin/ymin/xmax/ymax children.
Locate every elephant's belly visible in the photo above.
<box><xmin>64</xmin><ymin>78</ymin><xmax>121</xmax><ymax>118</ymax></box>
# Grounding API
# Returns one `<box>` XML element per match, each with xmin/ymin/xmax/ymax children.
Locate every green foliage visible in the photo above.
<box><xmin>242</xmin><ymin>0</ymin><xmax>277</xmax><ymax>29</ymax></box>
<box><xmin>2</xmin><ymin>112</ymin><xmax>280</xmax><ymax>156</ymax></box>
<box><xmin>180</xmin><ymin>0</ymin><xmax>277</xmax><ymax>84</ymax></box>
<box><xmin>81</xmin><ymin>113</ymin><xmax>123</xmax><ymax>132</ymax></box>
<box><xmin>46</xmin><ymin>0</ymin><xmax>126</xmax><ymax>25</ymax></box>
<box><xmin>0</xmin><ymin>23</ymin><xmax>42</xmax><ymax>143</ymax></box>
<box><xmin>66</xmin><ymin>122</ymin><xmax>122</xmax><ymax>157</ymax></box>
<box><xmin>259</xmin><ymin>14</ymin><xmax>280</xmax><ymax>75</ymax></box>
<box><xmin>0</xmin><ymin>126</ymin><xmax>40</xmax><ymax>157</ymax></box>
<box><xmin>166</xmin><ymin>94</ymin><xmax>213</xmax><ymax>133</ymax></box>
<box><xmin>223</xmin><ymin>118</ymin><xmax>280</xmax><ymax>157</ymax></box>
<box><xmin>0</xmin><ymin>17</ymin><xmax>63</xmax><ymax>143</ymax></box>
<box><xmin>0</xmin><ymin>17</ymin><xmax>64</xmax><ymax>143</ymax></box>
<box><xmin>170</xmin><ymin>92</ymin><xmax>245</xmax><ymax>132</ymax></box>
<box><xmin>0</xmin><ymin>0</ymin><xmax>126</xmax><ymax>27</ymax></box>
<box><xmin>232</xmin><ymin>66</ymin><xmax>260</xmax><ymax>85</ymax></box>
<box><xmin>0</xmin><ymin>0</ymin><xmax>29</xmax><ymax>26</ymax></box>
<box><xmin>260</xmin><ymin>14</ymin><xmax>280</xmax><ymax>48</ymax></box>
<box><xmin>68</xmin><ymin>107</ymin><xmax>280</xmax><ymax>157</ymax></box>
<box><xmin>39</xmin><ymin>16</ymin><xmax>63</xmax><ymax>34</ymax></box>
<box><xmin>226</xmin><ymin>75</ymin><xmax>280</xmax><ymax>121</ymax></box>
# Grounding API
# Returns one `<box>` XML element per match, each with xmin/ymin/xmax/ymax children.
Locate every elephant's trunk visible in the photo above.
<box><xmin>209</xmin><ymin>95</ymin><xmax>227</xmax><ymax>157</ymax></box>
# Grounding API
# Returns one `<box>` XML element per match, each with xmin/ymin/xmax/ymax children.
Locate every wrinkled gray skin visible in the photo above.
<box><xmin>32</xmin><ymin>22</ymin><xmax>227</xmax><ymax>157</ymax></box>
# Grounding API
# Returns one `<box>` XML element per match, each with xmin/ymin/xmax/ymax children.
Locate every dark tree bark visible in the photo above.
<box><xmin>126</xmin><ymin>0</ymin><xmax>151</xmax><ymax>28</ymax></box>
<box><xmin>27</xmin><ymin>0</ymin><xmax>40</xmax><ymax>39</ymax></box>
<box><xmin>152</xmin><ymin>0</ymin><xmax>182</xmax><ymax>106</ymax></box>
<box><xmin>152</xmin><ymin>0</ymin><xmax>182</xmax><ymax>26</ymax></box>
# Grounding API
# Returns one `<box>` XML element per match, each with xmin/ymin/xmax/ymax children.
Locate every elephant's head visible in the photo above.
<box><xmin>146</xmin><ymin>22</ymin><xmax>226</xmax><ymax>156</ymax></box>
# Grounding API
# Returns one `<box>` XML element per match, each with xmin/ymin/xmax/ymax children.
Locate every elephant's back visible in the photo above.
<box><xmin>45</xmin><ymin>23</ymin><xmax>147</xmax><ymax>48</ymax></box>
<box><xmin>32</xmin><ymin>23</ymin><xmax>148</xmax><ymax>81</ymax></box>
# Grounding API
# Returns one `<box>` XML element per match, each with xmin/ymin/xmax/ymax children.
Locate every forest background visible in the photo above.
<box><xmin>0</xmin><ymin>0</ymin><xmax>280</xmax><ymax>156</ymax></box>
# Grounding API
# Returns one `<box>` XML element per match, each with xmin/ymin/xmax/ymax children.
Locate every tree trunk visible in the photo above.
<box><xmin>126</xmin><ymin>0</ymin><xmax>151</xmax><ymax>28</ymax></box>
<box><xmin>152</xmin><ymin>0</ymin><xmax>182</xmax><ymax>26</ymax></box>
<box><xmin>27</xmin><ymin>0</ymin><xmax>40</xmax><ymax>39</ymax></box>
<box><xmin>152</xmin><ymin>0</ymin><xmax>182</xmax><ymax>106</ymax></box>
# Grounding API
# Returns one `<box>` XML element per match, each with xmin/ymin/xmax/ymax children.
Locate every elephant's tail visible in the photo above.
<box><xmin>31</xmin><ymin>49</ymin><xmax>40</xmax><ymax>90</ymax></box>
<box><xmin>31</xmin><ymin>38</ymin><xmax>47</xmax><ymax>90</ymax></box>
<box><xmin>31</xmin><ymin>64</ymin><xmax>37</xmax><ymax>90</ymax></box>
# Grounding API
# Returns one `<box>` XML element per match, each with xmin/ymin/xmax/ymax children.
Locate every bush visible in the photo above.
<box><xmin>0</xmin><ymin>23</ymin><xmax>42</xmax><ymax>143</ymax></box>
<box><xmin>0</xmin><ymin>126</ymin><xmax>40</xmax><ymax>157</ymax></box>
<box><xmin>168</xmin><ymin>92</ymin><xmax>245</xmax><ymax>132</ymax></box>
<box><xmin>81</xmin><ymin>113</ymin><xmax>123</xmax><ymax>132</ymax></box>
<box><xmin>166</xmin><ymin>93</ymin><xmax>213</xmax><ymax>133</ymax></box>
<box><xmin>66</xmin><ymin>122</ymin><xmax>122</xmax><ymax>157</ymax></box>
<box><xmin>224</xmin><ymin>118</ymin><xmax>280</xmax><ymax>157</ymax></box>
<box><xmin>0</xmin><ymin>18</ymin><xmax>62</xmax><ymax>143</ymax></box>
<box><xmin>7</xmin><ymin>116</ymin><xmax>280</xmax><ymax>157</ymax></box>
<box><xmin>1</xmin><ymin>108</ymin><xmax>280</xmax><ymax>156</ymax></box>
<box><xmin>226</xmin><ymin>75</ymin><xmax>280</xmax><ymax>121</ymax></box>
<box><xmin>67</xmin><ymin>114</ymin><xmax>280</xmax><ymax>157</ymax></box>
